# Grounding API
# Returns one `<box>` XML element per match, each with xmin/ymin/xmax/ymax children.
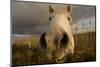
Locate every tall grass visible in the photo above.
<box><xmin>12</xmin><ymin>32</ymin><xmax>96</xmax><ymax>66</ymax></box>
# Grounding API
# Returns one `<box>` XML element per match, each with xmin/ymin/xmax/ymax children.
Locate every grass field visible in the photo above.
<box><xmin>12</xmin><ymin>32</ymin><xmax>96</xmax><ymax>66</ymax></box>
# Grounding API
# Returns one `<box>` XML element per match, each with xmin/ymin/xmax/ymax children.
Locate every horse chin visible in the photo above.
<box><xmin>51</xmin><ymin>50</ymin><xmax>66</xmax><ymax>62</ymax></box>
<box><xmin>52</xmin><ymin>53</ymin><xmax>66</xmax><ymax>63</ymax></box>
<box><xmin>55</xmin><ymin>57</ymin><xmax>65</xmax><ymax>63</ymax></box>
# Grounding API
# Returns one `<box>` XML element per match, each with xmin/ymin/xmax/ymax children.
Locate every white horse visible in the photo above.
<box><xmin>40</xmin><ymin>5</ymin><xmax>74</xmax><ymax>63</ymax></box>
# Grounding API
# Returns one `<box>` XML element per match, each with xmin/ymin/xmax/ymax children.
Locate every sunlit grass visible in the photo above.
<box><xmin>12</xmin><ymin>32</ymin><xmax>96</xmax><ymax>66</ymax></box>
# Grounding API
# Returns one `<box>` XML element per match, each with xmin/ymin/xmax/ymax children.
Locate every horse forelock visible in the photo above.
<box><xmin>49</xmin><ymin>14</ymin><xmax>72</xmax><ymax>34</ymax></box>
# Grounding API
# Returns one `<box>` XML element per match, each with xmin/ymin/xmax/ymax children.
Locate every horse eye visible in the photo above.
<box><xmin>49</xmin><ymin>17</ymin><xmax>52</xmax><ymax>21</ymax></box>
<box><xmin>68</xmin><ymin>17</ymin><xmax>70</xmax><ymax>21</ymax></box>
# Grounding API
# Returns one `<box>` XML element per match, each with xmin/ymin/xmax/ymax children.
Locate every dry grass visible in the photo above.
<box><xmin>73</xmin><ymin>32</ymin><xmax>96</xmax><ymax>62</ymax></box>
<box><xmin>12</xmin><ymin>32</ymin><xmax>96</xmax><ymax>66</ymax></box>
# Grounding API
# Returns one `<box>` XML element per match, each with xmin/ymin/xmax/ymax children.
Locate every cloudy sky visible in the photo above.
<box><xmin>11</xmin><ymin>1</ymin><xmax>95</xmax><ymax>34</ymax></box>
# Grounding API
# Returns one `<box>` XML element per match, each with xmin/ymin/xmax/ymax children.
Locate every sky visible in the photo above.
<box><xmin>11</xmin><ymin>1</ymin><xmax>96</xmax><ymax>34</ymax></box>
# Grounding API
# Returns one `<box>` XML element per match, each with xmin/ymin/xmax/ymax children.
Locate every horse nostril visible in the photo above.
<box><xmin>60</xmin><ymin>33</ymin><xmax>69</xmax><ymax>48</ymax></box>
<box><xmin>49</xmin><ymin>17</ymin><xmax>52</xmax><ymax>21</ymax></box>
<box><xmin>40</xmin><ymin>32</ymin><xmax>47</xmax><ymax>50</ymax></box>
<box><xmin>68</xmin><ymin>17</ymin><xmax>70</xmax><ymax>21</ymax></box>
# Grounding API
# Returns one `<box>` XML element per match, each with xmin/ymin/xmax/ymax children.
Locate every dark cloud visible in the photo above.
<box><xmin>11</xmin><ymin>1</ymin><xmax>95</xmax><ymax>34</ymax></box>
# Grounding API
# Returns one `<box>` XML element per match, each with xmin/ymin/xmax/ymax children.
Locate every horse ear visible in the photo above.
<box><xmin>67</xmin><ymin>5</ymin><xmax>72</xmax><ymax>13</ymax></box>
<box><xmin>40</xmin><ymin>32</ymin><xmax>47</xmax><ymax>50</ymax></box>
<box><xmin>49</xmin><ymin>5</ymin><xmax>54</xmax><ymax>13</ymax></box>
